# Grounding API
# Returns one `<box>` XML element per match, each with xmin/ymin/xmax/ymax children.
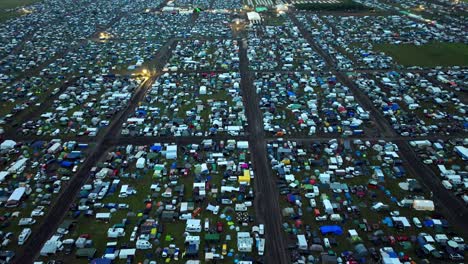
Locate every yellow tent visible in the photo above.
<box><xmin>238</xmin><ymin>170</ymin><xmax>251</xmax><ymax>184</ymax></box>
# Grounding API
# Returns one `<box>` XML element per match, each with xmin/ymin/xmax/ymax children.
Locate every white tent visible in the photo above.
<box><xmin>412</xmin><ymin>200</ymin><xmax>435</xmax><ymax>211</ymax></box>
<box><xmin>0</xmin><ymin>140</ymin><xmax>16</xmax><ymax>150</ymax></box>
<box><xmin>247</xmin><ymin>12</ymin><xmax>261</xmax><ymax>24</ymax></box>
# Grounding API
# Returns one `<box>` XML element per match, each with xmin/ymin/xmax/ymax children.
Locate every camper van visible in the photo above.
<box><xmin>136</xmin><ymin>240</ymin><xmax>152</xmax><ymax>250</ymax></box>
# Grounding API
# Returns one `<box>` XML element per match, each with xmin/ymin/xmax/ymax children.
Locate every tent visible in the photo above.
<box><xmin>91</xmin><ymin>259</ymin><xmax>112</xmax><ymax>264</ymax></box>
<box><xmin>413</xmin><ymin>200</ymin><xmax>434</xmax><ymax>211</ymax></box>
<box><xmin>320</xmin><ymin>225</ymin><xmax>343</xmax><ymax>235</ymax></box>
<box><xmin>247</xmin><ymin>12</ymin><xmax>261</xmax><ymax>24</ymax></box>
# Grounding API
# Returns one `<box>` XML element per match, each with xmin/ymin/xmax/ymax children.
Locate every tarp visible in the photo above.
<box><xmin>320</xmin><ymin>225</ymin><xmax>343</xmax><ymax>235</ymax></box>
<box><xmin>91</xmin><ymin>259</ymin><xmax>112</xmax><ymax>264</ymax></box>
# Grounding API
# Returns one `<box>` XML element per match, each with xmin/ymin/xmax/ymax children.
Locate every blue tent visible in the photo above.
<box><xmin>287</xmin><ymin>194</ymin><xmax>298</xmax><ymax>203</ymax></box>
<box><xmin>424</xmin><ymin>219</ymin><xmax>434</xmax><ymax>227</ymax></box>
<box><xmin>31</xmin><ymin>141</ymin><xmax>45</xmax><ymax>149</ymax></box>
<box><xmin>150</xmin><ymin>145</ymin><xmax>162</xmax><ymax>152</ymax></box>
<box><xmin>91</xmin><ymin>259</ymin><xmax>112</xmax><ymax>264</ymax></box>
<box><xmin>60</xmin><ymin>161</ymin><xmax>73</xmax><ymax>168</ymax></box>
<box><xmin>391</xmin><ymin>104</ymin><xmax>400</xmax><ymax>111</ymax></box>
<box><xmin>383</xmin><ymin>217</ymin><xmax>393</xmax><ymax>227</ymax></box>
<box><xmin>287</xmin><ymin>91</ymin><xmax>295</xmax><ymax>97</ymax></box>
<box><xmin>66</xmin><ymin>152</ymin><xmax>81</xmax><ymax>159</ymax></box>
<box><xmin>137</xmin><ymin>110</ymin><xmax>147</xmax><ymax>116</ymax></box>
<box><xmin>320</xmin><ymin>225</ymin><xmax>343</xmax><ymax>235</ymax></box>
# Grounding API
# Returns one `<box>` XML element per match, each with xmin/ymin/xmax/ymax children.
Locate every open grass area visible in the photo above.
<box><xmin>374</xmin><ymin>42</ymin><xmax>468</xmax><ymax>67</ymax></box>
<box><xmin>294</xmin><ymin>0</ymin><xmax>369</xmax><ymax>11</ymax></box>
<box><xmin>0</xmin><ymin>0</ymin><xmax>42</xmax><ymax>22</ymax></box>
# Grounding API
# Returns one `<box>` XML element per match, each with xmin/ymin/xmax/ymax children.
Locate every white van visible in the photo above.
<box><xmin>136</xmin><ymin>240</ymin><xmax>152</xmax><ymax>250</ymax></box>
<box><xmin>309</xmin><ymin>199</ymin><xmax>316</xmax><ymax>208</ymax></box>
<box><xmin>258</xmin><ymin>238</ymin><xmax>265</xmax><ymax>256</ymax></box>
<box><xmin>330</xmin><ymin>214</ymin><xmax>342</xmax><ymax>221</ymax></box>
<box><xmin>18</xmin><ymin>218</ymin><xmax>36</xmax><ymax>226</ymax></box>
<box><xmin>442</xmin><ymin>180</ymin><xmax>452</xmax><ymax>190</ymax></box>
<box><xmin>18</xmin><ymin>228</ymin><xmax>32</xmax><ymax>245</ymax></box>
<box><xmin>107</xmin><ymin>228</ymin><xmax>125</xmax><ymax>238</ymax></box>
<box><xmin>413</xmin><ymin>217</ymin><xmax>422</xmax><ymax>228</ymax></box>
<box><xmin>119</xmin><ymin>185</ymin><xmax>129</xmax><ymax>198</ymax></box>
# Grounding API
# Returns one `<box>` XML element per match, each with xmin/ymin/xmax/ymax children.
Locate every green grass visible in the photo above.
<box><xmin>374</xmin><ymin>42</ymin><xmax>468</xmax><ymax>67</ymax></box>
<box><xmin>0</xmin><ymin>0</ymin><xmax>42</xmax><ymax>22</ymax></box>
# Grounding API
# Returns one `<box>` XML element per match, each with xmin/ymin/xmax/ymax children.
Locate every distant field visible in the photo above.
<box><xmin>375</xmin><ymin>42</ymin><xmax>468</xmax><ymax>67</ymax></box>
<box><xmin>0</xmin><ymin>0</ymin><xmax>42</xmax><ymax>22</ymax></box>
<box><xmin>294</xmin><ymin>0</ymin><xmax>369</xmax><ymax>11</ymax></box>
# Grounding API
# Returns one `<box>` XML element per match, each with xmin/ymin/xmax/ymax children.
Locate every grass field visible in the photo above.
<box><xmin>374</xmin><ymin>42</ymin><xmax>468</xmax><ymax>67</ymax></box>
<box><xmin>0</xmin><ymin>0</ymin><xmax>41</xmax><ymax>22</ymax></box>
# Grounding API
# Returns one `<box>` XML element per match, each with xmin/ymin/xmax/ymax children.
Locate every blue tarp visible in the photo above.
<box><xmin>287</xmin><ymin>91</ymin><xmax>295</xmax><ymax>96</ymax></box>
<box><xmin>320</xmin><ymin>225</ymin><xmax>343</xmax><ymax>235</ymax></box>
<box><xmin>60</xmin><ymin>161</ymin><xmax>73</xmax><ymax>167</ymax></box>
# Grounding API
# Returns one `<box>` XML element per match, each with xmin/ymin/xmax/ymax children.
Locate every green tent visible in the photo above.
<box><xmin>204</xmin><ymin>234</ymin><xmax>220</xmax><ymax>241</ymax></box>
<box><xmin>255</xmin><ymin>7</ymin><xmax>268</xmax><ymax>12</ymax></box>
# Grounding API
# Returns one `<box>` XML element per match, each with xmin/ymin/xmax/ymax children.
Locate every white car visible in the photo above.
<box><xmin>324</xmin><ymin>238</ymin><xmax>331</xmax><ymax>248</ymax></box>
<box><xmin>31</xmin><ymin>208</ymin><xmax>45</xmax><ymax>217</ymax></box>
<box><xmin>315</xmin><ymin>215</ymin><xmax>327</xmax><ymax>221</ymax></box>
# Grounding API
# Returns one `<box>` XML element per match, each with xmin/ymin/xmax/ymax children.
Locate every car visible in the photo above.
<box><xmin>161</xmin><ymin>248</ymin><xmax>168</xmax><ymax>258</ymax></box>
<box><xmin>315</xmin><ymin>215</ymin><xmax>327</xmax><ymax>221</ymax></box>
<box><xmin>222</xmin><ymin>244</ymin><xmax>227</xmax><ymax>255</ymax></box>
<box><xmin>216</xmin><ymin>222</ymin><xmax>223</xmax><ymax>233</ymax></box>
<box><xmin>390</xmin><ymin>211</ymin><xmax>400</xmax><ymax>216</ymax></box>
<box><xmin>452</xmin><ymin>237</ymin><xmax>464</xmax><ymax>243</ymax></box>
<box><xmin>412</xmin><ymin>217</ymin><xmax>422</xmax><ymax>228</ymax></box>
<box><xmin>449</xmin><ymin>253</ymin><xmax>464</xmax><ymax>261</ymax></box>
<box><xmin>324</xmin><ymin>238</ymin><xmax>330</xmax><ymax>248</ymax></box>
<box><xmin>396</xmin><ymin>235</ymin><xmax>408</xmax><ymax>242</ymax></box>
